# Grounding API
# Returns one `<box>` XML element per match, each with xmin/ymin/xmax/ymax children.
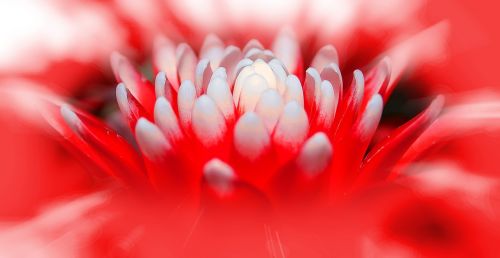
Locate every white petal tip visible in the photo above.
<box><xmin>135</xmin><ymin>118</ymin><xmax>170</xmax><ymax>160</ymax></box>
<box><xmin>204</xmin><ymin>159</ymin><xmax>235</xmax><ymax>193</ymax></box>
<box><xmin>234</xmin><ymin>112</ymin><xmax>270</xmax><ymax>160</ymax></box>
<box><xmin>297</xmin><ymin>132</ymin><xmax>333</xmax><ymax>177</ymax></box>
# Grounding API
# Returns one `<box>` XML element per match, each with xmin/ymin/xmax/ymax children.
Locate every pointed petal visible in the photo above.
<box><xmin>284</xmin><ymin>74</ymin><xmax>304</xmax><ymax>107</ymax></box>
<box><xmin>177</xmin><ymin>80</ymin><xmax>197</xmax><ymax>130</ymax></box>
<box><xmin>272</xmin><ymin>28</ymin><xmax>300</xmax><ymax>73</ymax></box>
<box><xmin>111</xmin><ymin>52</ymin><xmax>156</xmax><ymax>112</ymax></box>
<box><xmin>317</xmin><ymin>80</ymin><xmax>338</xmax><ymax>130</ymax></box>
<box><xmin>311</xmin><ymin>45</ymin><xmax>339</xmax><ymax>71</ymax></box>
<box><xmin>234</xmin><ymin>112</ymin><xmax>270</xmax><ymax>161</ymax></box>
<box><xmin>233</xmin><ymin>64</ymin><xmax>255</xmax><ymax>105</ymax></box>
<box><xmin>153</xmin><ymin>36</ymin><xmax>179</xmax><ymax>89</ymax></box>
<box><xmin>155</xmin><ymin>72</ymin><xmax>173</xmax><ymax>102</ymax></box>
<box><xmin>268</xmin><ymin>59</ymin><xmax>288</xmax><ymax>95</ymax></box>
<box><xmin>203</xmin><ymin>158</ymin><xmax>236</xmax><ymax>194</ymax></box>
<box><xmin>116</xmin><ymin>83</ymin><xmax>151</xmax><ymax>131</ymax></box>
<box><xmin>176</xmin><ymin>43</ymin><xmax>198</xmax><ymax>84</ymax></box>
<box><xmin>274</xmin><ymin>101</ymin><xmax>309</xmax><ymax>151</ymax></box>
<box><xmin>219</xmin><ymin>46</ymin><xmax>243</xmax><ymax>84</ymax></box>
<box><xmin>207</xmin><ymin>76</ymin><xmax>235</xmax><ymax>121</ymax></box>
<box><xmin>192</xmin><ymin>95</ymin><xmax>227</xmax><ymax>147</ymax></box>
<box><xmin>243</xmin><ymin>39</ymin><xmax>264</xmax><ymax>54</ymax></box>
<box><xmin>320</xmin><ymin>63</ymin><xmax>343</xmax><ymax>99</ymax></box>
<box><xmin>200</xmin><ymin>33</ymin><xmax>225</xmax><ymax>68</ymax></box>
<box><xmin>355</xmin><ymin>96</ymin><xmax>444</xmax><ymax>186</ymax></box>
<box><xmin>238</xmin><ymin>73</ymin><xmax>269</xmax><ymax>113</ymax></box>
<box><xmin>60</xmin><ymin>105</ymin><xmax>145</xmax><ymax>184</ymax></box>
<box><xmin>296</xmin><ymin>132</ymin><xmax>333</xmax><ymax>177</ymax></box>
<box><xmin>195</xmin><ymin>58</ymin><xmax>213</xmax><ymax>95</ymax></box>
<box><xmin>304</xmin><ymin>67</ymin><xmax>322</xmax><ymax>112</ymax></box>
<box><xmin>252</xmin><ymin>59</ymin><xmax>277</xmax><ymax>90</ymax></box>
<box><xmin>135</xmin><ymin>118</ymin><xmax>171</xmax><ymax>161</ymax></box>
<box><xmin>154</xmin><ymin>97</ymin><xmax>183</xmax><ymax>141</ymax></box>
<box><xmin>255</xmin><ymin>89</ymin><xmax>284</xmax><ymax>132</ymax></box>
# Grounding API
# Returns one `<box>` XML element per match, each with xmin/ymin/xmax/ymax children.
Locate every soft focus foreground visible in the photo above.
<box><xmin>1</xmin><ymin>0</ymin><xmax>500</xmax><ymax>257</ymax></box>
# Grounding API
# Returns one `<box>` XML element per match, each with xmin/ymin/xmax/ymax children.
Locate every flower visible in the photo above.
<box><xmin>1</xmin><ymin>30</ymin><xmax>493</xmax><ymax>257</ymax></box>
<box><xmin>53</xmin><ymin>31</ymin><xmax>446</xmax><ymax>201</ymax></box>
<box><xmin>2</xmin><ymin>2</ymin><xmax>500</xmax><ymax>257</ymax></box>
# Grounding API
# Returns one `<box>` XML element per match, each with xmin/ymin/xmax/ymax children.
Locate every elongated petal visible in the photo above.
<box><xmin>195</xmin><ymin>58</ymin><xmax>213</xmax><ymax>95</ymax></box>
<box><xmin>238</xmin><ymin>73</ymin><xmax>269</xmax><ymax>113</ymax></box>
<box><xmin>176</xmin><ymin>43</ymin><xmax>198</xmax><ymax>83</ymax></box>
<box><xmin>154</xmin><ymin>97</ymin><xmax>183</xmax><ymax>141</ymax></box>
<box><xmin>296</xmin><ymin>132</ymin><xmax>333</xmax><ymax>177</ymax></box>
<box><xmin>304</xmin><ymin>67</ymin><xmax>321</xmax><ymax>112</ymax></box>
<box><xmin>355</xmin><ymin>96</ymin><xmax>444</xmax><ymax>187</ymax></box>
<box><xmin>311</xmin><ymin>45</ymin><xmax>339</xmax><ymax>71</ymax></box>
<box><xmin>207</xmin><ymin>76</ymin><xmax>235</xmax><ymax>121</ymax></box>
<box><xmin>203</xmin><ymin>159</ymin><xmax>236</xmax><ymax>194</ymax></box>
<box><xmin>234</xmin><ymin>112</ymin><xmax>270</xmax><ymax>161</ymax></box>
<box><xmin>284</xmin><ymin>75</ymin><xmax>304</xmax><ymax>107</ymax></box>
<box><xmin>60</xmin><ymin>105</ymin><xmax>145</xmax><ymax>184</ymax></box>
<box><xmin>255</xmin><ymin>89</ymin><xmax>284</xmax><ymax>132</ymax></box>
<box><xmin>135</xmin><ymin>118</ymin><xmax>171</xmax><ymax>161</ymax></box>
<box><xmin>155</xmin><ymin>72</ymin><xmax>173</xmax><ymax>102</ymax></box>
<box><xmin>192</xmin><ymin>95</ymin><xmax>227</xmax><ymax>147</ymax></box>
<box><xmin>274</xmin><ymin>101</ymin><xmax>309</xmax><ymax>151</ymax></box>
<box><xmin>116</xmin><ymin>83</ymin><xmax>151</xmax><ymax>131</ymax></box>
<box><xmin>177</xmin><ymin>80</ymin><xmax>197</xmax><ymax>130</ymax></box>
<box><xmin>272</xmin><ymin>29</ymin><xmax>299</xmax><ymax>73</ymax></box>
<box><xmin>316</xmin><ymin>80</ymin><xmax>338</xmax><ymax>130</ymax></box>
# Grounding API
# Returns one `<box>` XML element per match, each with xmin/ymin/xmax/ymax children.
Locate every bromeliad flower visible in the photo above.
<box><xmin>51</xmin><ymin>30</ymin><xmax>443</xmax><ymax>203</ymax></box>
<box><xmin>2</xmin><ymin>26</ymin><xmax>500</xmax><ymax>257</ymax></box>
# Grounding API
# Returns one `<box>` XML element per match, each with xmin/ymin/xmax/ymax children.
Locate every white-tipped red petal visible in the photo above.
<box><xmin>116</xmin><ymin>83</ymin><xmax>131</xmax><ymax>117</ymax></box>
<box><xmin>203</xmin><ymin>158</ymin><xmax>236</xmax><ymax>193</ymax></box>
<box><xmin>177</xmin><ymin>80</ymin><xmax>197</xmax><ymax>129</ymax></box>
<box><xmin>238</xmin><ymin>73</ymin><xmax>269</xmax><ymax>113</ymax></box>
<box><xmin>255</xmin><ymin>89</ymin><xmax>284</xmax><ymax>132</ymax></box>
<box><xmin>311</xmin><ymin>45</ymin><xmax>339</xmax><ymax>71</ymax></box>
<box><xmin>243</xmin><ymin>39</ymin><xmax>264</xmax><ymax>54</ymax></box>
<box><xmin>155</xmin><ymin>72</ymin><xmax>173</xmax><ymax>102</ymax></box>
<box><xmin>191</xmin><ymin>95</ymin><xmax>227</xmax><ymax>147</ymax></box>
<box><xmin>268</xmin><ymin>59</ymin><xmax>288</xmax><ymax>95</ymax></box>
<box><xmin>320</xmin><ymin>63</ymin><xmax>343</xmax><ymax>97</ymax></box>
<box><xmin>219</xmin><ymin>46</ymin><xmax>242</xmax><ymax>84</ymax></box>
<box><xmin>252</xmin><ymin>59</ymin><xmax>277</xmax><ymax>90</ymax></box>
<box><xmin>357</xmin><ymin>94</ymin><xmax>383</xmax><ymax>140</ymax></box>
<box><xmin>272</xmin><ymin>29</ymin><xmax>300</xmax><ymax>73</ymax></box>
<box><xmin>195</xmin><ymin>58</ymin><xmax>213</xmax><ymax>95</ymax></box>
<box><xmin>60</xmin><ymin>105</ymin><xmax>82</xmax><ymax>134</ymax></box>
<box><xmin>135</xmin><ymin>118</ymin><xmax>171</xmax><ymax>160</ymax></box>
<box><xmin>296</xmin><ymin>132</ymin><xmax>333</xmax><ymax>177</ymax></box>
<box><xmin>154</xmin><ymin>97</ymin><xmax>183</xmax><ymax>141</ymax></box>
<box><xmin>153</xmin><ymin>36</ymin><xmax>179</xmax><ymax>89</ymax></box>
<box><xmin>234</xmin><ymin>112</ymin><xmax>270</xmax><ymax>161</ymax></box>
<box><xmin>274</xmin><ymin>101</ymin><xmax>309</xmax><ymax>150</ymax></box>
<box><xmin>304</xmin><ymin>67</ymin><xmax>322</xmax><ymax>110</ymax></box>
<box><xmin>207</xmin><ymin>76</ymin><xmax>235</xmax><ymax>121</ymax></box>
<box><xmin>317</xmin><ymin>80</ymin><xmax>338</xmax><ymax>129</ymax></box>
<box><xmin>211</xmin><ymin>67</ymin><xmax>227</xmax><ymax>82</ymax></box>
<box><xmin>176</xmin><ymin>43</ymin><xmax>197</xmax><ymax>84</ymax></box>
<box><xmin>233</xmin><ymin>64</ymin><xmax>255</xmax><ymax>105</ymax></box>
<box><xmin>200</xmin><ymin>34</ymin><xmax>225</xmax><ymax>69</ymax></box>
<box><xmin>284</xmin><ymin>75</ymin><xmax>304</xmax><ymax>107</ymax></box>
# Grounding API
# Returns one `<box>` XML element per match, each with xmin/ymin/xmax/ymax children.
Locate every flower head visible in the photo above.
<box><xmin>49</xmin><ymin>31</ymin><xmax>445</xmax><ymax>208</ymax></box>
<box><xmin>3</xmin><ymin>16</ymin><xmax>500</xmax><ymax>258</ymax></box>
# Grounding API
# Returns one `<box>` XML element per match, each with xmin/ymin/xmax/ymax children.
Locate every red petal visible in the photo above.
<box><xmin>354</xmin><ymin>96</ymin><xmax>444</xmax><ymax>188</ymax></box>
